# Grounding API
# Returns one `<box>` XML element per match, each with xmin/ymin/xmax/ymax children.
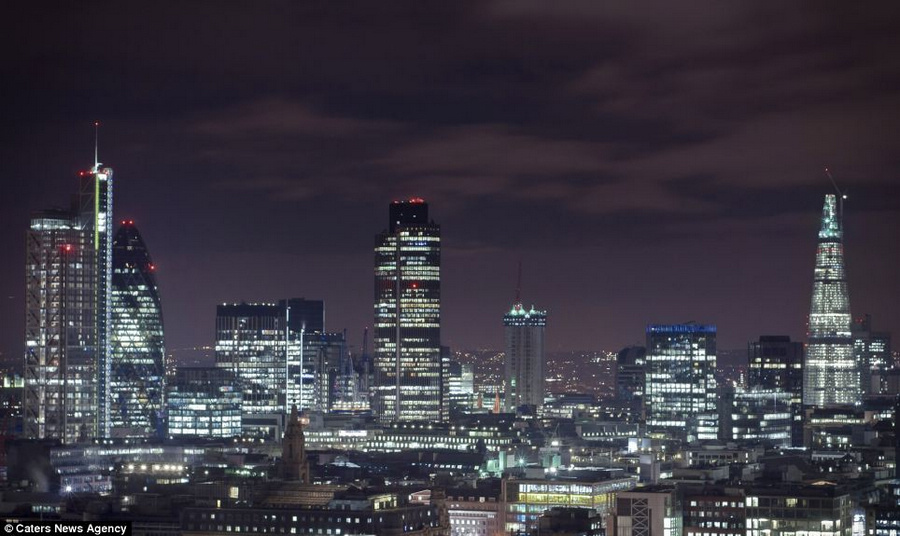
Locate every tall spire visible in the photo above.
<box><xmin>93</xmin><ymin>120</ymin><xmax>100</xmax><ymax>171</ymax></box>
<box><xmin>803</xmin><ymin>193</ymin><xmax>858</xmax><ymax>407</ymax></box>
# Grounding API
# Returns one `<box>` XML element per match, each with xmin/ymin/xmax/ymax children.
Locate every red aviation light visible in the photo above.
<box><xmin>409</xmin><ymin>197</ymin><xmax>425</xmax><ymax>204</ymax></box>
<box><xmin>149</xmin><ymin>264</ymin><xmax>156</xmax><ymax>272</ymax></box>
<box><xmin>61</xmin><ymin>244</ymin><xmax>74</xmax><ymax>253</ymax></box>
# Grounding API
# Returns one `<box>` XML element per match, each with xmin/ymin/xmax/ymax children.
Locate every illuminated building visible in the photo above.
<box><xmin>748</xmin><ymin>336</ymin><xmax>804</xmax><ymax>446</ymax></box>
<box><xmin>166</xmin><ymin>367</ymin><xmax>241</xmax><ymax>438</ymax></box>
<box><xmin>373</xmin><ymin>198</ymin><xmax>443</xmax><ymax>422</ymax></box>
<box><xmin>682</xmin><ymin>488</ymin><xmax>746</xmax><ymax>536</ymax></box>
<box><xmin>606</xmin><ymin>486</ymin><xmax>681</xmax><ymax>536</ymax></box>
<box><xmin>180</xmin><ymin>489</ymin><xmax>448</xmax><ymax>536</ymax></box>
<box><xmin>214</xmin><ymin>299</ymin><xmax>339</xmax><ymax>415</ymax></box>
<box><xmin>504</xmin><ymin>475</ymin><xmax>637</xmax><ymax>534</ymax></box>
<box><xmin>109</xmin><ymin>221</ymin><xmax>165</xmax><ymax>438</ymax></box>
<box><xmin>24</xmin><ymin>142</ymin><xmax>114</xmax><ymax>441</ymax></box>
<box><xmin>804</xmin><ymin>194</ymin><xmax>858</xmax><ymax>407</ymax></box>
<box><xmin>645</xmin><ymin>324</ymin><xmax>718</xmax><ymax>441</ymax></box>
<box><xmin>24</xmin><ymin>210</ymin><xmax>96</xmax><ymax>443</ymax></box>
<box><xmin>503</xmin><ymin>303</ymin><xmax>547</xmax><ymax>413</ymax></box>
<box><xmin>51</xmin><ymin>443</ymin><xmax>205</xmax><ymax>493</ymax></box>
<box><xmin>728</xmin><ymin>388</ymin><xmax>792</xmax><ymax>446</ymax></box>
<box><xmin>81</xmin><ymin>161</ymin><xmax>114</xmax><ymax>437</ymax></box>
<box><xmin>445</xmin><ymin>488</ymin><xmax>504</xmax><ymax>536</ymax></box>
<box><xmin>448</xmin><ymin>360</ymin><xmax>475</xmax><ymax>411</ymax></box>
<box><xmin>745</xmin><ymin>483</ymin><xmax>852</xmax><ymax>536</ymax></box>
<box><xmin>852</xmin><ymin>314</ymin><xmax>892</xmax><ymax>395</ymax></box>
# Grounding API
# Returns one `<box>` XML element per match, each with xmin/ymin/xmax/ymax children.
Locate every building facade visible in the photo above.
<box><xmin>109</xmin><ymin>221</ymin><xmax>165</xmax><ymax>438</ymax></box>
<box><xmin>166</xmin><ymin>367</ymin><xmax>241</xmax><ymax>438</ymax></box>
<box><xmin>804</xmin><ymin>194</ymin><xmax>858</xmax><ymax>407</ymax></box>
<box><xmin>24</xmin><ymin>210</ymin><xmax>96</xmax><ymax>443</ymax></box>
<box><xmin>214</xmin><ymin>299</ymin><xmax>338</xmax><ymax>415</ymax></box>
<box><xmin>748</xmin><ymin>336</ymin><xmax>804</xmax><ymax>446</ymax></box>
<box><xmin>373</xmin><ymin>198</ymin><xmax>443</xmax><ymax>422</ymax></box>
<box><xmin>503</xmin><ymin>304</ymin><xmax>547</xmax><ymax>413</ymax></box>
<box><xmin>852</xmin><ymin>314</ymin><xmax>892</xmax><ymax>396</ymax></box>
<box><xmin>645</xmin><ymin>324</ymin><xmax>718</xmax><ymax>442</ymax></box>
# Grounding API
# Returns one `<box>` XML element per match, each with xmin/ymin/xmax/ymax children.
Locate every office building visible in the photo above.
<box><xmin>166</xmin><ymin>367</ymin><xmax>241</xmax><ymax>438</ymax></box>
<box><xmin>645</xmin><ymin>324</ymin><xmax>718</xmax><ymax>441</ymax></box>
<box><xmin>804</xmin><ymin>194</ymin><xmax>858</xmax><ymax>407</ymax></box>
<box><xmin>24</xmin><ymin>149</ymin><xmax>114</xmax><ymax>441</ymax></box>
<box><xmin>748</xmin><ymin>336</ymin><xmax>804</xmax><ymax>446</ymax></box>
<box><xmin>852</xmin><ymin>314</ymin><xmax>892</xmax><ymax>395</ymax></box>
<box><xmin>606</xmin><ymin>486</ymin><xmax>681</xmax><ymax>536</ymax></box>
<box><xmin>109</xmin><ymin>221</ymin><xmax>165</xmax><ymax>438</ymax></box>
<box><xmin>24</xmin><ymin>210</ymin><xmax>96</xmax><ymax>443</ymax></box>
<box><xmin>728</xmin><ymin>388</ymin><xmax>792</xmax><ymax>446</ymax></box>
<box><xmin>448</xmin><ymin>360</ymin><xmax>475</xmax><ymax>411</ymax></box>
<box><xmin>745</xmin><ymin>484</ymin><xmax>852</xmax><ymax>536</ymax></box>
<box><xmin>373</xmin><ymin>198</ymin><xmax>443</xmax><ymax>422</ymax></box>
<box><xmin>214</xmin><ymin>299</ymin><xmax>337</xmax><ymax>415</ymax></box>
<box><xmin>503</xmin><ymin>303</ymin><xmax>547</xmax><ymax>413</ymax></box>
<box><xmin>504</xmin><ymin>475</ymin><xmax>637</xmax><ymax>535</ymax></box>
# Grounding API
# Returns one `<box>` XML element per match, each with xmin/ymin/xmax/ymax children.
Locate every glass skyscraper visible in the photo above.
<box><xmin>24</xmin><ymin>157</ymin><xmax>114</xmax><ymax>442</ymax></box>
<box><xmin>215</xmin><ymin>299</ymin><xmax>339</xmax><ymax>415</ymax></box>
<box><xmin>373</xmin><ymin>198</ymin><xmax>444</xmax><ymax>422</ymax></box>
<box><xmin>804</xmin><ymin>194</ymin><xmax>858</xmax><ymax>407</ymax></box>
<box><xmin>80</xmin><ymin>163</ymin><xmax>114</xmax><ymax>436</ymax></box>
<box><xmin>109</xmin><ymin>221</ymin><xmax>165</xmax><ymax>438</ymax></box>
<box><xmin>503</xmin><ymin>303</ymin><xmax>547</xmax><ymax>413</ymax></box>
<box><xmin>645</xmin><ymin>323</ymin><xmax>718</xmax><ymax>441</ymax></box>
<box><xmin>24</xmin><ymin>210</ymin><xmax>96</xmax><ymax>443</ymax></box>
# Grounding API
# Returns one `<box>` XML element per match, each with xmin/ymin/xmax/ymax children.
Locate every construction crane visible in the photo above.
<box><xmin>824</xmin><ymin>167</ymin><xmax>848</xmax><ymax>221</ymax></box>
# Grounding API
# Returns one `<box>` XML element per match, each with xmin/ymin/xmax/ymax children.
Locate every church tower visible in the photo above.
<box><xmin>280</xmin><ymin>405</ymin><xmax>310</xmax><ymax>483</ymax></box>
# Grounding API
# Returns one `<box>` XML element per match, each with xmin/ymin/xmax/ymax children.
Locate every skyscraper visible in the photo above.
<box><xmin>503</xmin><ymin>303</ymin><xmax>547</xmax><ymax>413</ymax></box>
<box><xmin>24</xmin><ymin>146</ymin><xmax>114</xmax><ymax>442</ymax></box>
<box><xmin>804</xmin><ymin>194</ymin><xmax>858</xmax><ymax>407</ymax></box>
<box><xmin>214</xmin><ymin>299</ymin><xmax>339</xmax><ymax>416</ymax></box>
<box><xmin>645</xmin><ymin>323</ymin><xmax>718</xmax><ymax>441</ymax></box>
<box><xmin>80</xmin><ymin>161</ymin><xmax>114</xmax><ymax>436</ymax></box>
<box><xmin>24</xmin><ymin>210</ymin><xmax>96</xmax><ymax>443</ymax></box>
<box><xmin>109</xmin><ymin>221</ymin><xmax>165</xmax><ymax>438</ymax></box>
<box><xmin>373</xmin><ymin>198</ymin><xmax>443</xmax><ymax>422</ymax></box>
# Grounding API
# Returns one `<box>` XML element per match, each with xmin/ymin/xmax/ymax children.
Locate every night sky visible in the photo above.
<box><xmin>2</xmin><ymin>2</ymin><xmax>899</xmax><ymax>361</ymax></box>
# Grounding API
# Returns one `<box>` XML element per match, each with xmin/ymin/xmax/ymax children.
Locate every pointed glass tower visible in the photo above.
<box><xmin>109</xmin><ymin>221</ymin><xmax>165</xmax><ymax>437</ymax></box>
<box><xmin>803</xmin><ymin>194</ymin><xmax>859</xmax><ymax>407</ymax></box>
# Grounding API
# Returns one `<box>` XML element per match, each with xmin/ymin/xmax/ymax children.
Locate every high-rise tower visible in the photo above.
<box><xmin>24</xmin><ymin>131</ymin><xmax>113</xmax><ymax>442</ymax></box>
<box><xmin>804</xmin><ymin>194</ymin><xmax>858</xmax><ymax>407</ymax></box>
<box><xmin>373</xmin><ymin>198</ymin><xmax>443</xmax><ymax>422</ymax></box>
<box><xmin>503</xmin><ymin>303</ymin><xmax>547</xmax><ymax>413</ymax></box>
<box><xmin>24</xmin><ymin>210</ymin><xmax>96</xmax><ymax>443</ymax></box>
<box><xmin>109</xmin><ymin>221</ymin><xmax>165</xmax><ymax>438</ymax></box>
<box><xmin>645</xmin><ymin>323</ymin><xmax>718</xmax><ymax>441</ymax></box>
<box><xmin>82</xmin><ymin>159</ymin><xmax>114</xmax><ymax>436</ymax></box>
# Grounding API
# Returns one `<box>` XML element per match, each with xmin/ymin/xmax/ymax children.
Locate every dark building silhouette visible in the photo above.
<box><xmin>748</xmin><ymin>335</ymin><xmax>804</xmax><ymax>446</ymax></box>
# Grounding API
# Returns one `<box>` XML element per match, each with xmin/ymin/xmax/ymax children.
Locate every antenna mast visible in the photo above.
<box><xmin>93</xmin><ymin>121</ymin><xmax>100</xmax><ymax>170</ymax></box>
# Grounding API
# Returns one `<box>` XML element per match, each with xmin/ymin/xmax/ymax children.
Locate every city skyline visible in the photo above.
<box><xmin>2</xmin><ymin>3</ymin><xmax>900</xmax><ymax>360</ymax></box>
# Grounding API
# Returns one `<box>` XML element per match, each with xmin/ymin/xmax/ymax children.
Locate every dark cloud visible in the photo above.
<box><xmin>1</xmin><ymin>1</ymin><xmax>899</xmax><ymax>361</ymax></box>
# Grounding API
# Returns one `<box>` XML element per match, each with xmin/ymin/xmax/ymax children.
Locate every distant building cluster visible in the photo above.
<box><xmin>6</xmin><ymin>153</ymin><xmax>900</xmax><ymax>536</ymax></box>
